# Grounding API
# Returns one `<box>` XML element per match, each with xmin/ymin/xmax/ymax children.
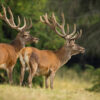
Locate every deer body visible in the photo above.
<box><xmin>0</xmin><ymin>5</ymin><xmax>38</xmax><ymax>84</ymax></box>
<box><xmin>0</xmin><ymin>38</ymin><xmax>25</xmax><ymax>82</ymax></box>
<box><xmin>30</xmin><ymin>45</ymin><xmax>72</xmax><ymax>75</ymax></box>
<box><xmin>0</xmin><ymin>44</ymin><xmax>18</xmax><ymax>69</ymax></box>
<box><xmin>0</xmin><ymin>36</ymin><xmax>27</xmax><ymax>68</ymax></box>
<box><xmin>20</xmin><ymin>42</ymin><xmax>84</xmax><ymax>88</ymax></box>
<box><xmin>20</xmin><ymin>13</ymin><xmax>85</xmax><ymax>89</ymax></box>
<box><xmin>20</xmin><ymin>47</ymin><xmax>60</xmax><ymax>75</ymax></box>
<box><xmin>21</xmin><ymin>46</ymin><xmax>71</xmax><ymax>75</ymax></box>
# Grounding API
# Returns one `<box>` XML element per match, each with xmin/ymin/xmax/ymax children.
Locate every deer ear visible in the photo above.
<box><xmin>68</xmin><ymin>40</ymin><xmax>75</xmax><ymax>47</ymax></box>
<box><xmin>66</xmin><ymin>41</ymin><xmax>70</xmax><ymax>46</ymax></box>
<box><xmin>23</xmin><ymin>31</ymin><xmax>30</xmax><ymax>35</ymax></box>
<box><xmin>26</xmin><ymin>31</ymin><xmax>30</xmax><ymax>34</ymax></box>
<box><xmin>70</xmin><ymin>40</ymin><xmax>75</xmax><ymax>44</ymax></box>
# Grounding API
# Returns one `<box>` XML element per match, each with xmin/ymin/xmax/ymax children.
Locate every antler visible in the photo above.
<box><xmin>40</xmin><ymin>12</ymin><xmax>82</xmax><ymax>40</ymax></box>
<box><xmin>0</xmin><ymin>4</ymin><xmax>32</xmax><ymax>32</ymax></box>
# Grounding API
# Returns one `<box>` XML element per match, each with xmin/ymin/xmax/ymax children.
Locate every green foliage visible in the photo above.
<box><xmin>13</xmin><ymin>60</ymin><xmax>21</xmax><ymax>84</ymax></box>
<box><xmin>88</xmin><ymin>68</ymin><xmax>100</xmax><ymax>92</ymax></box>
<box><xmin>84</xmin><ymin>64</ymin><xmax>100</xmax><ymax>92</ymax></box>
<box><xmin>85</xmin><ymin>64</ymin><xmax>95</xmax><ymax>73</ymax></box>
<box><xmin>0</xmin><ymin>0</ymin><xmax>49</xmax><ymax>86</ymax></box>
<box><xmin>72</xmin><ymin>64</ymin><xmax>82</xmax><ymax>73</ymax></box>
<box><xmin>12</xmin><ymin>60</ymin><xmax>44</xmax><ymax>87</ymax></box>
<box><xmin>0</xmin><ymin>0</ymin><xmax>100</xmax><ymax>89</ymax></box>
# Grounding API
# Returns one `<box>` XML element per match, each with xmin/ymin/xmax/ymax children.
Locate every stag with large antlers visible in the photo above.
<box><xmin>0</xmin><ymin>5</ymin><xmax>38</xmax><ymax>84</ymax></box>
<box><xmin>19</xmin><ymin>13</ymin><xmax>85</xmax><ymax>88</ymax></box>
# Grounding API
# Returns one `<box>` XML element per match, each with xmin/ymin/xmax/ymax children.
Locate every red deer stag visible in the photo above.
<box><xmin>20</xmin><ymin>13</ymin><xmax>85</xmax><ymax>88</ymax></box>
<box><xmin>0</xmin><ymin>5</ymin><xmax>38</xmax><ymax>84</ymax></box>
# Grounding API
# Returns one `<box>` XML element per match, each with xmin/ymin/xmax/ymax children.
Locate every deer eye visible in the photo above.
<box><xmin>23</xmin><ymin>35</ymin><xmax>28</xmax><ymax>38</ymax></box>
<box><xmin>72</xmin><ymin>44</ymin><xmax>75</xmax><ymax>46</ymax></box>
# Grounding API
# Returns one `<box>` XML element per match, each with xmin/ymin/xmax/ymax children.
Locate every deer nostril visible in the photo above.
<box><xmin>37</xmin><ymin>38</ymin><xmax>39</xmax><ymax>41</ymax></box>
<box><xmin>33</xmin><ymin>37</ymin><xmax>38</xmax><ymax>40</ymax></box>
<box><xmin>82</xmin><ymin>48</ymin><xmax>85</xmax><ymax>53</ymax></box>
<box><xmin>81</xmin><ymin>47</ymin><xmax>85</xmax><ymax>50</ymax></box>
<box><xmin>36</xmin><ymin>38</ymin><xmax>39</xmax><ymax>41</ymax></box>
<box><xmin>80</xmin><ymin>47</ymin><xmax>85</xmax><ymax>53</ymax></box>
<box><xmin>33</xmin><ymin>38</ymin><xmax>39</xmax><ymax>43</ymax></box>
<box><xmin>82</xmin><ymin>48</ymin><xmax>85</xmax><ymax>50</ymax></box>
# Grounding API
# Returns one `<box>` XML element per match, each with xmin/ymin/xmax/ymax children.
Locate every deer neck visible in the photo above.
<box><xmin>55</xmin><ymin>44</ymin><xmax>72</xmax><ymax>67</ymax></box>
<box><xmin>10</xmin><ymin>37</ymin><xmax>25</xmax><ymax>53</ymax></box>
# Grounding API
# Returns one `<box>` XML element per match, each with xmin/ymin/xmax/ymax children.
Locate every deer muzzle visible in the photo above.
<box><xmin>80</xmin><ymin>47</ymin><xmax>85</xmax><ymax>54</ymax></box>
<box><xmin>32</xmin><ymin>37</ymin><xmax>39</xmax><ymax>43</ymax></box>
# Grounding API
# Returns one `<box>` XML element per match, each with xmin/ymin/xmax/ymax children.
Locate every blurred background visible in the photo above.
<box><xmin>0</xmin><ymin>0</ymin><xmax>100</xmax><ymax>92</ymax></box>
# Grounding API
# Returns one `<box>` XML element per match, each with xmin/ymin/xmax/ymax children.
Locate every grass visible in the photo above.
<box><xmin>0</xmin><ymin>67</ymin><xmax>100</xmax><ymax>100</ymax></box>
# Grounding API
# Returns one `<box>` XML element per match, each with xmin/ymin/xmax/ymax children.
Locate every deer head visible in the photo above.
<box><xmin>0</xmin><ymin>5</ymin><xmax>39</xmax><ymax>45</ymax></box>
<box><xmin>40</xmin><ymin>13</ymin><xmax>85</xmax><ymax>55</ymax></box>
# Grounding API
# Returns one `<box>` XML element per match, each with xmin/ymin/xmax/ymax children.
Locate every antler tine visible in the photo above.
<box><xmin>17</xmin><ymin>16</ymin><xmax>21</xmax><ymax>27</ymax></box>
<box><xmin>70</xmin><ymin>29</ymin><xmax>82</xmax><ymax>40</ymax></box>
<box><xmin>40</xmin><ymin>16</ymin><xmax>44</xmax><ymax>23</ymax></box>
<box><xmin>8</xmin><ymin>6</ymin><xmax>16</xmax><ymax>26</ymax></box>
<box><xmin>68</xmin><ymin>24</ymin><xmax>77</xmax><ymax>38</ymax></box>
<box><xmin>67</xmin><ymin>24</ymin><xmax>69</xmax><ymax>34</ymax></box>
<box><xmin>44</xmin><ymin>13</ymin><xmax>48</xmax><ymax>23</ymax></box>
<box><xmin>40</xmin><ymin>13</ymin><xmax>69</xmax><ymax>38</ymax></box>
<box><xmin>79</xmin><ymin>29</ymin><xmax>82</xmax><ymax>37</ymax></box>
<box><xmin>40</xmin><ymin>13</ymin><xmax>66</xmax><ymax>38</ymax></box>
<box><xmin>2</xmin><ymin>4</ymin><xmax>8</xmax><ymax>21</ymax></box>
<box><xmin>51</xmin><ymin>12</ymin><xmax>57</xmax><ymax>24</ymax></box>
<box><xmin>44</xmin><ymin>13</ymin><xmax>52</xmax><ymax>27</ymax></box>
<box><xmin>0</xmin><ymin>12</ymin><xmax>2</xmax><ymax>18</ymax></box>
<box><xmin>52</xmin><ymin>13</ymin><xmax>61</xmax><ymax>29</ymax></box>
<box><xmin>1</xmin><ymin>5</ymin><xmax>17</xmax><ymax>28</ymax></box>
<box><xmin>61</xmin><ymin>13</ymin><xmax>65</xmax><ymax>27</ymax></box>
<box><xmin>0</xmin><ymin>4</ymin><xmax>32</xmax><ymax>32</ymax></box>
<box><xmin>40</xmin><ymin>12</ymin><xmax>82</xmax><ymax>40</ymax></box>
<box><xmin>27</xmin><ymin>18</ymin><xmax>32</xmax><ymax>29</ymax></box>
<box><xmin>60</xmin><ymin>13</ymin><xmax>66</xmax><ymax>35</ymax></box>
<box><xmin>51</xmin><ymin>13</ymin><xmax>66</xmax><ymax>38</ymax></box>
<box><xmin>52</xmin><ymin>13</ymin><xmax>66</xmax><ymax>35</ymax></box>
<box><xmin>7</xmin><ymin>6</ymin><xmax>21</xmax><ymax>28</ymax></box>
<box><xmin>78</xmin><ymin>29</ymin><xmax>82</xmax><ymax>38</ymax></box>
<box><xmin>18</xmin><ymin>17</ymin><xmax>27</xmax><ymax>31</ymax></box>
<box><xmin>24</xmin><ymin>18</ymin><xmax>32</xmax><ymax>30</ymax></box>
<box><xmin>54</xmin><ymin>27</ymin><xmax>66</xmax><ymax>38</ymax></box>
<box><xmin>17</xmin><ymin>17</ymin><xmax>33</xmax><ymax>32</ymax></box>
<box><xmin>0</xmin><ymin>5</ymin><xmax>4</xmax><ymax>19</ymax></box>
<box><xmin>52</xmin><ymin>13</ymin><xmax>67</xmax><ymax>37</ymax></box>
<box><xmin>40</xmin><ymin>13</ymin><xmax>53</xmax><ymax>29</ymax></box>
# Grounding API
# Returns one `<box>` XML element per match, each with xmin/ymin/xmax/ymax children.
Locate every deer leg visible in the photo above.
<box><xmin>20</xmin><ymin>66</ymin><xmax>25</xmax><ymax>86</ymax></box>
<box><xmin>45</xmin><ymin>75</ymin><xmax>50</xmax><ymax>89</ymax></box>
<box><xmin>28</xmin><ymin>62</ymin><xmax>37</xmax><ymax>88</ymax></box>
<box><xmin>7</xmin><ymin>67</ymin><xmax>13</xmax><ymax>84</ymax></box>
<box><xmin>28</xmin><ymin>68</ymin><xmax>32</xmax><ymax>88</ymax></box>
<box><xmin>19</xmin><ymin>55</ymin><xmax>26</xmax><ymax>86</ymax></box>
<box><xmin>25</xmin><ymin>59</ymin><xmax>32</xmax><ymax>88</ymax></box>
<box><xmin>50</xmin><ymin>72</ymin><xmax>55</xmax><ymax>89</ymax></box>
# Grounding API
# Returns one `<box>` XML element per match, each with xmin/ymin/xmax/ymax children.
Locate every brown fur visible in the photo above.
<box><xmin>19</xmin><ymin>41</ymin><xmax>85</xmax><ymax>88</ymax></box>
<box><xmin>20</xmin><ymin>12</ymin><xmax>85</xmax><ymax>89</ymax></box>
<box><xmin>0</xmin><ymin>4</ymin><xmax>39</xmax><ymax>84</ymax></box>
<box><xmin>0</xmin><ymin>32</ymin><xmax>38</xmax><ymax>84</ymax></box>
<box><xmin>0</xmin><ymin>43</ymin><xmax>17</xmax><ymax>67</ymax></box>
<box><xmin>0</xmin><ymin>41</ymin><xmax>22</xmax><ymax>84</ymax></box>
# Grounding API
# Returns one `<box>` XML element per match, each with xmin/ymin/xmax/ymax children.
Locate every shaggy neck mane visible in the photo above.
<box><xmin>10</xmin><ymin>38</ymin><xmax>25</xmax><ymax>53</ymax></box>
<box><xmin>55</xmin><ymin>44</ymin><xmax>72</xmax><ymax>67</ymax></box>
